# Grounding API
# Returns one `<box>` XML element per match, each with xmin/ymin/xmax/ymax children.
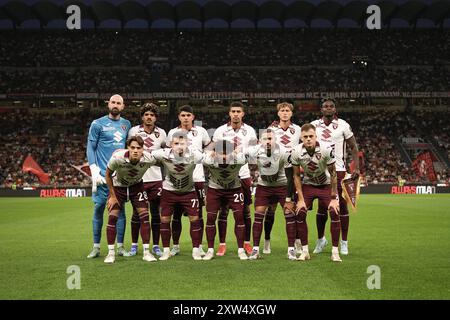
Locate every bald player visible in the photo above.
<box><xmin>86</xmin><ymin>94</ymin><xmax>131</xmax><ymax>259</ymax></box>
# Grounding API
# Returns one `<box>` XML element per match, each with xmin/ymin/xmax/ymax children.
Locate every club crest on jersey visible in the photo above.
<box><xmin>139</xmin><ymin>163</ymin><xmax>146</xmax><ymax>168</ymax></box>
<box><xmin>332</xmin><ymin>123</ymin><xmax>338</xmax><ymax>130</ymax></box>
<box><xmin>290</xmin><ymin>128</ymin><xmax>295</xmax><ymax>135</ymax></box>
<box><xmin>262</xmin><ymin>161</ymin><xmax>271</xmax><ymax>168</ymax></box>
<box><xmin>316</xmin><ymin>153</ymin><xmax>322</xmax><ymax>160</ymax></box>
<box><xmin>192</xmin><ymin>130</ymin><xmax>198</xmax><ymax>137</ymax></box>
<box><xmin>155</xmin><ymin>132</ymin><xmax>160</xmax><ymax>138</ymax></box>
<box><xmin>121</xmin><ymin>125</ymin><xmax>127</xmax><ymax>131</ymax></box>
<box><xmin>242</xmin><ymin>129</ymin><xmax>247</xmax><ymax>136</ymax></box>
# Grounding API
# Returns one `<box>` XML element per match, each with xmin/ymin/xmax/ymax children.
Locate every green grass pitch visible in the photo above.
<box><xmin>0</xmin><ymin>194</ymin><xmax>449</xmax><ymax>300</ymax></box>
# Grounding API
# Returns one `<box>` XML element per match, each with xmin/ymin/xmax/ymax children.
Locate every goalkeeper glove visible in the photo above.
<box><xmin>90</xmin><ymin>164</ymin><xmax>106</xmax><ymax>193</ymax></box>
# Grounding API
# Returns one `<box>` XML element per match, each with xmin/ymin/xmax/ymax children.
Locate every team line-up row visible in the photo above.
<box><xmin>85</xmin><ymin>96</ymin><xmax>360</xmax><ymax>263</ymax></box>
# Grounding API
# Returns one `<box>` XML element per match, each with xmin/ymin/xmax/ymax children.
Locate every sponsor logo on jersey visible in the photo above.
<box><xmin>222</xmin><ymin>131</ymin><xmax>235</xmax><ymax>137</ymax></box>
<box><xmin>219</xmin><ymin>170</ymin><xmax>229</xmax><ymax>179</ymax></box>
<box><xmin>144</xmin><ymin>137</ymin><xmax>154</xmax><ymax>148</ymax></box>
<box><xmin>280</xmin><ymin>134</ymin><xmax>290</xmax><ymax>145</ymax></box>
<box><xmin>174</xmin><ymin>164</ymin><xmax>185</xmax><ymax>173</ymax></box>
<box><xmin>128</xmin><ymin>168</ymin><xmax>139</xmax><ymax>178</ymax></box>
<box><xmin>307</xmin><ymin>161</ymin><xmax>318</xmax><ymax>171</ymax></box>
<box><xmin>113</xmin><ymin>131</ymin><xmax>123</xmax><ymax>143</ymax></box>
<box><xmin>322</xmin><ymin>129</ymin><xmax>332</xmax><ymax>139</ymax></box>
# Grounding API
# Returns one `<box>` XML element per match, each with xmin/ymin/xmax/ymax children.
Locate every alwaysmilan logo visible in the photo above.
<box><xmin>40</xmin><ymin>189</ymin><xmax>87</xmax><ymax>198</ymax></box>
<box><xmin>391</xmin><ymin>186</ymin><xmax>436</xmax><ymax>195</ymax></box>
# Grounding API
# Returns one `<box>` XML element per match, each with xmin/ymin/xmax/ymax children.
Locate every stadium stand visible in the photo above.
<box><xmin>1</xmin><ymin>106</ymin><xmax>449</xmax><ymax>188</ymax></box>
<box><xmin>0</xmin><ymin>1</ymin><xmax>448</xmax><ymax>188</ymax></box>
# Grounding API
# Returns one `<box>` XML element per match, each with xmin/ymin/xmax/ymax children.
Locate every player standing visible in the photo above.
<box><xmin>86</xmin><ymin>94</ymin><xmax>131</xmax><ymax>259</ymax></box>
<box><xmin>290</xmin><ymin>123</ymin><xmax>342</xmax><ymax>262</ymax></box>
<box><xmin>202</xmin><ymin>140</ymin><xmax>248</xmax><ymax>260</ymax></box>
<box><xmin>166</xmin><ymin>105</ymin><xmax>211</xmax><ymax>257</ymax></box>
<box><xmin>126</xmin><ymin>103</ymin><xmax>166</xmax><ymax>257</ymax></box>
<box><xmin>263</xmin><ymin>102</ymin><xmax>301</xmax><ymax>254</ymax></box>
<box><xmin>104</xmin><ymin>136</ymin><xmax>158</xmax><ymax>263</ymax></box>
<box><xmin>213</xmin><ymin>102</ymin><xmax>257</xmax><ymax>256</ymax></box>
<box><xmin>311</xmin><ymin>98</ymin><xmax>360</xmax><ymax>255</ymax></box>
<box><xmin>154</xmin><ymin>133</ymin><xmax>204</xmax><ymax>261</ymax></box>
<box><xmin>246</xmin><ymin>130</ymin><xmax>296</xmax><ymax>260</ymax></box>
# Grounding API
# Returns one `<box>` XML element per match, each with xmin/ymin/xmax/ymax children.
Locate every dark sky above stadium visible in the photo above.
<box><xmin>0</xmin><ymin>0</ymin><xmax>446</xmax><ymax>29</ymax></box>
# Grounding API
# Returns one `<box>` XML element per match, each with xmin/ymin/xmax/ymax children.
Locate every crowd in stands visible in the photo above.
<box><xmin>1</xmin><ymin>29</ymin><xmax>449</xmax><ymax>93</ymax></box>
<box><xmin>1</xmin><ymin>66</ymin><xmax>449</xmax><ymax>93</ymax></box>
<box><xmin>414</xmin><ymin>110</ymin><xmax>450</xmax><ymax>168</ymax></box>
<box><xmin>0</xmin><ymin>107</ymin><xmax>448</xmax><ymax>188</ymax></box>
<box><xmin>159</xmin><ymin>67</ymin><xmax>450</xmax><ymax>92</ymax></box>
<box><xmin>0</xmin><ymin>30</ymin><xmax>449</xmax><ymax>67</ymax></box>
<box><xmin>0</xmin><ymin>29</ymin><xmax>448</xmax><ymax>187</ymax></box>
<box><xmin>0</xmin><ymin>110</ymin><xmax>90</xmax><ymax>188</ymax></box>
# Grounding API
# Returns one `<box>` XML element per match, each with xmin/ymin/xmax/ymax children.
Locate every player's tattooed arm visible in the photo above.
<box><xmin>284</xmin><ymin>166</ymin><xmax>295</xmax><ymax>213</ymax></box>
<box><xmin>293</xmin><ymin>165</ymin><xmax>306</xmax><ymax>213</ymax></box>
<box><xmin>105</xmin><ymin>167</ymin><xmax>119</xmax><ymax>211</ymax></box>
<box><xmin>327</xmin><ymin>163</ymin><xmax>340</xmax><ymax>213</ymax></box>
<box><xmin>346</xmin><ymin>135</ymin><xmax>360</xmax><ymax>179</ymax></box>
<box><xmin>285</xmin><ymin>167</ymin><xmax>295</xmax><ymax>199</ymax></box>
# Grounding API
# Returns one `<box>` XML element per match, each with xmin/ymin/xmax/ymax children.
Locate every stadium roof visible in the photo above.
<box><xmin>0</xmin><ymin>0</ymin><xmax>449</xmax><ymax>29</ymax></box>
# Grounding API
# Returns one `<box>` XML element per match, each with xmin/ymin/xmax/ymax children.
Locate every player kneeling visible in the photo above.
<box><xmin>203</xmin><ymin>140</ymin><xmax>248</xmax><ymax>260</ymax></box>
<box><xmin>291</xmin><ymin>124</ymin><xmax>342</xmax><ymax>262</ymax></box>
<box><xmin>104</xmin><ymin>136</ymin><xmax>158</xmax><ymax>264</ymax></box>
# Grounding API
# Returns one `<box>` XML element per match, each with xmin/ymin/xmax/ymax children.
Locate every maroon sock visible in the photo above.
<box><xmin>295</xmin><ymin>209</ymin><xmax>308</xmax><ymax>246</ymax></box>
<box><xmin>316</xmin><ymin>212</ymin><xmax>328</xmax><ymax>239</ymax></box>
<box><xmin>339</xmin><ymin>200</ymin><xmax>350</xmax><ymax>241</ymax></box>
<box><xmin>330</xmin><ymin>208</ymin><xmax>341</xmax><ymax>247</ymax></box>
<box><xmin>160</xmin><ymin>221</ymin><xmax>171</xmax><ymax>248</ymax></box>
<box><xmin>206</xmin><ymin>211</ymin><xmax>217</xmax><ymax>249</ymax></box>
<box><xmin>139</xmin><ymin>211</ymin><xmax>151</xmax><ymax>244</ymax></box>
<box><xmin>190</xmin><ymin>219</ymin><xmax>201</xmax><ymax>248</ymax></box>
<box><xmin>171</xmin><ymin>218</ymin><xmax>182</xmax><ymax>245</ymax></box>
<box><xmin>284</xmin><ymin>210</ymin><xmax>296</xmax><ymax>247</ymax></box>
<box><xmin>233</xmin><ymin>210</ymin><xmax>245</xmax><ymax>248</ymax></box>
<box><xmin>131</xmin><ymin>210</ymin><xmax>140</xmax><ymax>244</ymax></box>
<box><xmin>150</xmin><ymin>201</ymin><xmax>160</xmax><ymax>246</ymax></box>
<box><xmin>243</xmin><ymin>206</ymin><xmax>252</xmax><ymax>242</ymax></box>
<box><xmin>198</xmin><ymin>205</ymin><xmax>204</xmax><ymax>245</ymax></box>
<box><xmin>218</xmin><ymin>207</ymin><xmax>228</xmax><ymax>243</ymax></box>
<box><xmin>264</xmin><ymin>208</ymin><xmax>275</xmax><ymax>241</ymax></box>
<box><xmin>106</xmin><ymin>215</ymin><xmax>118</xmax><ymax>245</ymax></box>
<box><xmin>252</xmin><ymin>212</ymin><xmax>265</xmax><ymax>247</ymax></box>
